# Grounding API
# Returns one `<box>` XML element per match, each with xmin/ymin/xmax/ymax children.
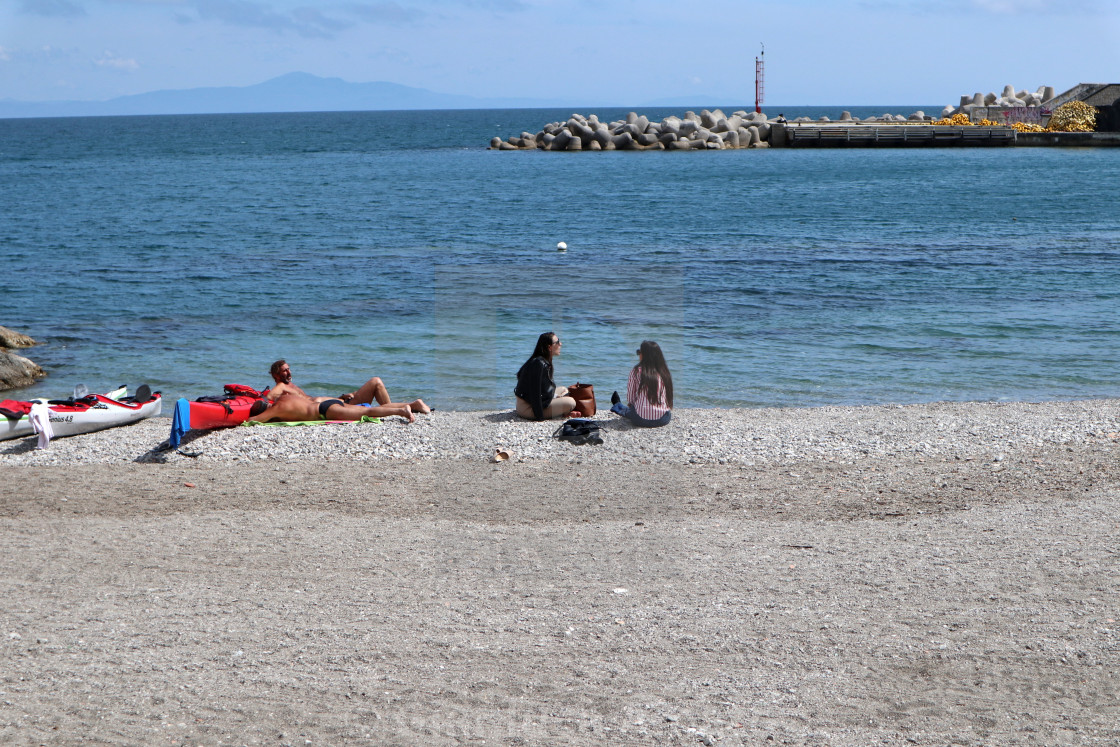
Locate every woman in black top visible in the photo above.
<box><xmin>514</xmin><ymin>332</ymin><xmax>577</xmax><ymax>420</ymax></box>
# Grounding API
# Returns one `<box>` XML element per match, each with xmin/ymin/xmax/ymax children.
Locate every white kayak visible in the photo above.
<box><xmin>0</xmin><ymin>385</ymin><xmax>162</xmax><ymax>442</ymax></box>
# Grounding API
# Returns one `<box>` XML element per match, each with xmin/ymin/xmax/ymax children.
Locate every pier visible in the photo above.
<box><xmin>771</xmin><ymin>123</ymin><xmax>1120</xmax><ymax>148</ymax></box>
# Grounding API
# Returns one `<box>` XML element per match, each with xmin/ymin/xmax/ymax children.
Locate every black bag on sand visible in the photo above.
<box><xmin>552</xmin><ymin>418</ymin><xmax>603</xmax><ymax>446</ymax></box>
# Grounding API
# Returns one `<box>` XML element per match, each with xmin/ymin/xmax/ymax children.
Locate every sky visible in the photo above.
<box><xmin>1</xmin><ymin>0</ymin><xmax>1118</xmax><ymax>106</ymax></box>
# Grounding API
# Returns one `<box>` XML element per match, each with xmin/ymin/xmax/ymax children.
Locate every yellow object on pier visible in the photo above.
<box><xmin>1047</xmin><ymin>101</ymin><xmax>1097</xmax><ymax>132</ymax></box>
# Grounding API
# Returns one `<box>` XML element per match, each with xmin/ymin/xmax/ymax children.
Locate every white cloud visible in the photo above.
<box><xmin>970</xmin><ymin>0</ymin><xmax>1058</xmax><ymax>11</ymax></box>
<box><xmin>858</xmin><ymin>0</ymin><xmax>1103</xmax><ymax>13</ymax></box>
<box><xmin>95</xmin><ymin>51</ymin><xmax>140</xmax><ymax>70</ymax></box>
<box><xmin>19</xmin><ymin>0</ymin><xmax>87</xmax><ymax>17</ymax></box>
<box><xmin>419</xmin><ymin>0</ymin><xmax>527</xmax><ymax>9</ymax></box>
<box><xmin>151</xmin><ymin>0</ymin><xmax>417</xmax><ymax>37</ymax></box>
<box><xmin>0</xmin><ymin>46</ymin><xmax>10</xmax><ymax>62</ymax></box>
<box><xmin>340</xmin><ymin>2</ymin><xmax>424</xmax><ymax>24</ymax></box>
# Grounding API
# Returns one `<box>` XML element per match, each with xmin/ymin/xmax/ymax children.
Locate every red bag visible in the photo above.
<box><xmin>224</xmin><ymin>383</ymin><xmax>266</xmax><ymax>398</ymax></box>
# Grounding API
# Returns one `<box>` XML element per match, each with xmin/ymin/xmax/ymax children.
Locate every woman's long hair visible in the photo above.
<box><xmin>635</xmin><ymin>340</ymin><xmax>673</xmax><ymax>408</ymax></box>
<box><xmin>517</xmin><ymin>331</ymin><xmax>557</xmax><ymax>378</ymax></box>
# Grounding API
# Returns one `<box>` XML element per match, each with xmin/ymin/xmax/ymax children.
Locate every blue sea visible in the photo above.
<box><xmin>3</xmin><ymin>107</ymin><xmax>1120</xmax><ymax>411</ymax></box>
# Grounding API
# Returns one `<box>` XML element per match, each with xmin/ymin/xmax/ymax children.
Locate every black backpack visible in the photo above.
<box><xmin>552</xmin><ymin>418</ymin><xmax>603</xmax><ymax>446</ymax></box>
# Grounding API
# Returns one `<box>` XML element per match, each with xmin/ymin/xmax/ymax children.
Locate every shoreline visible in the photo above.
<box><xmin>4</xmin><ymin>398</ymin><xmax>1120</xmax><ymax>744</ymax></box>
<box><xmin>3</xmin><ymin>397</ymin><xmax>1120</xmax><ymax>467</ymax></box>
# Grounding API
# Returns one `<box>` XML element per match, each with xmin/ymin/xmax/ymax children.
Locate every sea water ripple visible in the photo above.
<box><xmin>2</xmin><ymin>108</ymin><xmax>1119</xmax><ymax>409</ymax></box>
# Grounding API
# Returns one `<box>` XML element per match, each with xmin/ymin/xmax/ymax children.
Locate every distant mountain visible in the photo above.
<box><xmin>0</xmin><ymin>72</ymin><xmax>587</xmax><ymax>119</ymax></box>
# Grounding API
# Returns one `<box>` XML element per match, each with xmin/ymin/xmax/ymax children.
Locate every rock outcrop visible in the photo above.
<box><xmin>0</xmin><ymin>326</ymin><xmax>45</xmax><ymax>392</ymax></box>
<box><xmin>0</xmin><ymin>326</ymin><xmax>37</xmax><ymax>349</ymax></box>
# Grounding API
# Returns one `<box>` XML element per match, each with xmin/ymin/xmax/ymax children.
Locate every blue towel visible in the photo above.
<box><xmin>169</xmin><ymin>397</ymin><xmax>191</xmax><ymax>448</ymax></box>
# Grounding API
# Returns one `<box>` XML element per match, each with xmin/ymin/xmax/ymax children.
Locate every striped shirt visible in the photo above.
<box><xmin>627</xmin><ymin>367</ymin><xmax>669</xmax><ymax>421</ymax></box>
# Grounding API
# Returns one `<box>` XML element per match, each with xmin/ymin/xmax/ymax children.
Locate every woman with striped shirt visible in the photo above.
<box><xmin>610</xmin><ymin>340</ymin><xmax>673</xmax><ymax>427</ymax></box>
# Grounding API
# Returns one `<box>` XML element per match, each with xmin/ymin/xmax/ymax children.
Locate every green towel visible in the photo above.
<box><xmin>242</xmin><ymin>416</ymin><xmax>381</xmax><ymax>427</ymax></box>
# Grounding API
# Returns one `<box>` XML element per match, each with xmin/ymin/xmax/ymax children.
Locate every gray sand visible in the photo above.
<box><xmin>2</xmin><ymin>401</ymin><xmax>1119</xmax><ymax>745</ymax></box>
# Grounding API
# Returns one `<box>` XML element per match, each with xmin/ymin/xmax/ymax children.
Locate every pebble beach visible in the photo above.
<box><xmin>4</xmin><ymin>398</ymin><xmax>1120</xmax><ymax>467</ymax></box>
<box><xmin>3</xmin><ymin>399</ymin><xmax>1120</xmax><ymax>745</ymax></box>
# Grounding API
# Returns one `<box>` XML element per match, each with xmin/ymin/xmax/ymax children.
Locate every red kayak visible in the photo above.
<box><xmin>187</xmin><ymin>384</ymin><xmax>269</xmax><ymax>429</ymax></box>
<box><xmin>167</xmin><ymin>384</ymin><xmax>269</xmax><ymax>449</ymax></box>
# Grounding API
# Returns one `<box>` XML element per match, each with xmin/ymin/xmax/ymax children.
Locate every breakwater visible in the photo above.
<box><xmin>490</xmin><ymin>109</ymin><xmax>777</xmax><ymax>150</ymax></box>
<box><xmin>490</xmin><ymin>81</ymin><xmax>1119</xmax><ymax>150</ymax></box>
<box><xmin>490</xmin><ymin>110</ymin><xmax>1120</xmax><ymax>150</ymax></box>
<box><xmin>487</xmin><ymin>107</ymin><xmax>967</xmax><ymax>151</ymax></box>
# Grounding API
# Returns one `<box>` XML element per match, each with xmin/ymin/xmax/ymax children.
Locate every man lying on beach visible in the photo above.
<box><xmin>267</xmin><ymin>359</ymin><xmax>431</xmax><ymax>414</ymax></box>
<box><xmin>248</xmin><ymin>393</ymin><xmax>414</xmax><ymax>424</ymax></box>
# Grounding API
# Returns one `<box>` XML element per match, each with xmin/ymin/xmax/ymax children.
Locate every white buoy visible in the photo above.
<box><xmin>557</xmin><ymin>241</ymin><xmax>567</xmax><ymax>251</ymax></box>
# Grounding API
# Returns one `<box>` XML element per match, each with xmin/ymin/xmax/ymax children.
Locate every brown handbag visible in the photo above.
<box><xmin>567</xmin><ymin>382</ymin><xmax>596</xmax><ymax>416</ymax></box>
